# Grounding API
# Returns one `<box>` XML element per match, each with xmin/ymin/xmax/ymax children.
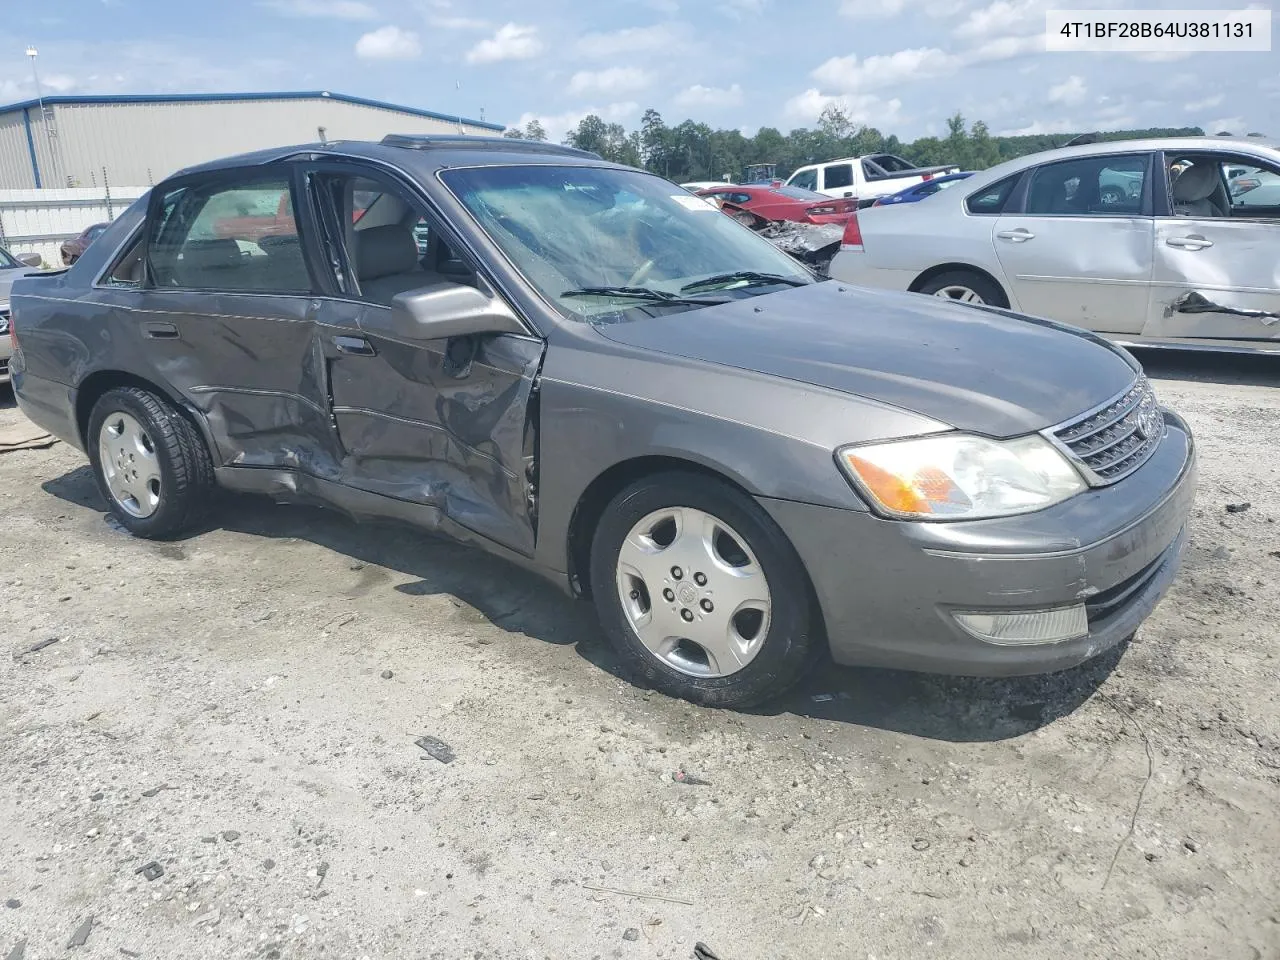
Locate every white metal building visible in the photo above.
<box><xmin>0</xmin><ymin>91</ymin><xmax>504</xmax><ymax>191</ymax></box>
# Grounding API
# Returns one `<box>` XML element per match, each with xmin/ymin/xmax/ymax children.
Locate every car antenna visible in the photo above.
<box><xmin>1062</xmin><ymin>132</ymin><xmax>1101</xmax><ymax>147</ymax></box>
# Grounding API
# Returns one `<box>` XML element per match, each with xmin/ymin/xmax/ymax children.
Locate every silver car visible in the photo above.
<box><xmin>829</xmin><ymin>136</ymin><xmax>1280</xmax><ymax>352</ymax></box>
<box><xmin>1</xmin><ymin>246</ymin><xmax>43</xmax><ymax>384</ymax></box>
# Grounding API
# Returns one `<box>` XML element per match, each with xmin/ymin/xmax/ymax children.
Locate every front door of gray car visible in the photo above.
<box><xmin>139</xmin><ymin>169</ymin><xmax>338</xmax><ymax>472</ymax></box>
<box><xmin>303</xmin><ymin>164</ymin><xmax>545</xmax><ymax>557</ymax></box>
<box><xmin>991</xmin><ymin>152</ymin><xmax>1155</xmax><ymax>334</ymax></box>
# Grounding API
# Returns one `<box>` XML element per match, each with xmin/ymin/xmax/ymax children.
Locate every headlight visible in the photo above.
<box><xmin>837</xmin><ymin>433</ymin><xmax>1086</xmax><ymax>520</ymax></box>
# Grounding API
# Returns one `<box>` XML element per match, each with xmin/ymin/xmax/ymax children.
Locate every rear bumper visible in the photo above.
<box><xmin>11</xmin><ymin>364</ymin><xmax>83</xmax><ymax>451</ymax></box>
<box><xmin>760</xmin><ymin>410</ymin><xmax>1196</xmax><ymax>676</ymax></box>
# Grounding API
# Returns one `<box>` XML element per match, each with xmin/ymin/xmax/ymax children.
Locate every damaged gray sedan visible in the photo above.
<box><xmin>10</xmin><ymin>135</ymin><xmax>1195</xmax><ymax>707</ymax></box>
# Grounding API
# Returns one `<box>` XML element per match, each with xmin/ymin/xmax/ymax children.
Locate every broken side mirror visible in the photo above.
<box><xmin>16</xmin><ymin>252</ymin><xmax>42</xmax><ymax>268</ymax></box>
<box><xmin>380</xmin><ymin>281</ymin><xmax>526</xmax><ymax>342</ymax></box>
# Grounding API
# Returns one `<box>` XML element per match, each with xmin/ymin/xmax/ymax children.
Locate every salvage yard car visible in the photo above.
<box><xmin>695</xmin><ymin>183</ymin><xmax>856</xmax><ymax>226</ymax></box>
<box><xmin>1</xmin><ymin>244</ymin><xmax>43</xmax><ymax>384</ymax></box>
<box><xmin>9</xmin><ymin>135</ymin><xmax>1195</xmax><ymax>707</ymax></box>
<box><xmin>787</xmin><ymin>154</ymin><xmax>961</xmax><ymax>206</ymax></box>
<box><xmin>829</xmin><ymin>136</ymin><xmax>1280</xmax><ymax>352</ymax></box>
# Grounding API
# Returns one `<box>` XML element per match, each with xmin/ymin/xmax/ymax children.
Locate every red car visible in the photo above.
<box><xmin>695</xmin><ymin>183</ymin><xmax>856</xmax><ymax>226</ymax></box>
<box><xmin>60</xmin><ymin>222</ymin><xmax>111</xmax><ymax>266</ymax></box>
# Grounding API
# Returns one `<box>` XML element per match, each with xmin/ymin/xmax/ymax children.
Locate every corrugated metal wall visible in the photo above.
<box><xmin>0</xmin><ymin>110</ymin><xmax>38</xmax><ymax>189</ymax></box>
<box><xmin>0</xmin><ymin>187</ymin><xmax>148</xmax><ymax>266</ymax></box>
<box><xmin>15</xmin><ymin>97</ymin><xmax>494</xmax><ymax>189</ymax></box>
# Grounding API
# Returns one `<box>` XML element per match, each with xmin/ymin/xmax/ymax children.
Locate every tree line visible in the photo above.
<box><xmin>502</xmin><ymin>105</ymin><xmax>1208</xmax><ymax>182</ymax></box>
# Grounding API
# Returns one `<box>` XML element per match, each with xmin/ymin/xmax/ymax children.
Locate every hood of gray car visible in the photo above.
<box><xmin>592</xmin><ymin>281</ymin><xmax>1139</xmax><ymax>438</ymax></box>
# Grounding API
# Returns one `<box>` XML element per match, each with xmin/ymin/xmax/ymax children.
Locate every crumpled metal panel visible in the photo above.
<box><xmin>330</xmin><ymin>332</ymin><xmax>543</xmax><ymax>556</ymax></box>
<box><xmin>1167</xmin><ymin>290</ymin><xmax>1280</xmax><ymax>325</ymax></box>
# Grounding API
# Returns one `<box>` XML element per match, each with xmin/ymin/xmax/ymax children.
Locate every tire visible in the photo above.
<box><xmin>87</xmin><ymin>386</ymin><xmax>216</xmax><ymax>539</ymax></box>
<box><xmin>589</xmin><ymin>471</ymin><xmax>818</xmax><ymax>708</ymax></box>
<box><xmin>916</xmin><ymin>270</ymin><xmax>1008</xmax><ymax>308</ymax></box>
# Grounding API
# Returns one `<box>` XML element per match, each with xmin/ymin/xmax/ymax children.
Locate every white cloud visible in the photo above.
<box><xmin>567</xmin><ymin>67</ymin><xmax>652</xmax><ymax>96</ymax></box>
<box><xmin>1132</xmin><ymin>50</ymin><xmax>1192</xmax><ymax>62</ymax></box>
<box><xmin>674</xmin><ymin>83</ymin><xmax>745</xmax><ymax>109</ymax></box>
<box><xmin>1048</xmin><ymin>75</ymin><xmax>1086</xmax><ymax>106</ymax></box>
<box><xmin>576</xmin><ymin>23</ymin><xmax>693</xmax><ymax>58</ymax></box>
<box><xmin>813</xmin><ymin>48</ymin><xmax>959</xmax><ymax>92</ymax></box>
<box><xmin>465</xmin><ymin>23</ymin><xmax>544</xmax><ymax>64</ymax></box>
<box><xmin>1186</xmin><ymin>94</ymin><xmax>1224</xmax><ymax>112</ymax></box>
<box><xmin>784</xmin><ymin>88</ymin><xmax>904</xmax><ymax>127</ymax></box>
<box><xmin>355</xmin><ymin>25</ymin><xmax>421</xmax><ymax>59</ymax></box>
<box><xmin>260</xmin><ymin>0</ymin><xmax>377</xmax><ymax>19</ymax></box>
<box><xmin>1207</xmin><ymin>116</ymin><xmax>1246</xmax><ymax>134</ymax></box>
<box><xmin>717</xmin><ymin>0</ymin><xmax>767</xmax><ymax>17</ymax></box>
<box><xmin>839</xmin><ymin>0</ymin><xmax>906</xmax><ymax>17</ymax></box>
<box><xmin>431</xmin><ymin>15</ymin><xmax>490</xmax><ymax>29</ymax></box>
<box><xmin>955</xmin><ymin>0</ymin><xmax>1045</xmax><ymax>41</ymax></box>
<box><xmin>996</xmin><ymin>118</ymin><xmax>1075</xmax><ymax>136</ymax></box>
<box><xmin>513</xmin><ymin>102</ymin><xmax>639</xmax><ymax>142</ymax></box>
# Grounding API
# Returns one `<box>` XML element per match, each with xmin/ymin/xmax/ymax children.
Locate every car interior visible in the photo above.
<box><xmin>1024</xmin><ymin>156</ymin><xmax>1147</xmax><ymax>216</ymax></box>
<box><xmin>1166</xmin><ymin>153</ymin><xmax>1280</xmax><ymax>220</ymax></box>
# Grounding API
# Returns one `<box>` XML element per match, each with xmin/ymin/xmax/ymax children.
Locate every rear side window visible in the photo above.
<box><xmin>823</xmin><ymin>164</ymin><xmax>854</xmax><ymax>190</ymax></box>
<box><xmin>789</xmin><ymin>168</ymin><xmax>818</xmax><ymax>191</ymax></box>
<box><xmin>965</xmin><ymin>174</ymin><xmax>1021</xmax><ymax>215</ymax></box>
<box><xmin>1024</xmin><ymin>153</ymin><xmax>1149</xmax><ymax>216</ymax></box>
<box><xmin>147</xmin><ymin>177</ymin><xmax>312</xmax><ymax>293</ymax></box>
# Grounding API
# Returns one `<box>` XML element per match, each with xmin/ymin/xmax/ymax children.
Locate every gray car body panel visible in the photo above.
<box><xmin>8</xmin><ymin>137</ymin><xmax>1196</xmax><ymax>676</ymax></box>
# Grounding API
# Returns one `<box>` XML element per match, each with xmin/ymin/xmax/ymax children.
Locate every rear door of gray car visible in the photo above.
<box><xmin>132</xmin><ymin>166</ymin><xmax>338</xmax><ymax>471</ymax></box>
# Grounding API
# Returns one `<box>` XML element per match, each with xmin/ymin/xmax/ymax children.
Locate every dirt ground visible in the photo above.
<box><xmin>1</xmin><ymin>352</ymin><xmax>1278</xmax><ymax>960</ymax></box>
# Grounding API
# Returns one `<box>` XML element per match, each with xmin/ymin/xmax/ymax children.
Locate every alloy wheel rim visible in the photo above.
<box><xmin>615</xmin><ymin>506</ymin><xmax>772</xmax><ymax>678</ymax></box>
<box><xmin>934</xmin><ymin>285</ymin><xmax>984</xmax><ymax>303</ymax></box>
<box><xmin>98</xmin><ymin>411</ymin><xmax>162</xmax><ymax>518</ymax></box>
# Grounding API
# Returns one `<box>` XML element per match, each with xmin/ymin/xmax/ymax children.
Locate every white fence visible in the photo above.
<box><xmin>0</xmin><ymin>186</ymin><xmax>149</xmax><ymax>268</ymax></box>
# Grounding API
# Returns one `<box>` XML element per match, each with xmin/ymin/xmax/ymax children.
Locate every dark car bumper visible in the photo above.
<box><xmin>760</xmin><ymin>410</ymin><xmax>1196</xmax><ymax>676</ymax></box>
<box><xmin>10</xmin><ymin>364</ymin><xmax>84</xmax><ymax>451</ymax></box>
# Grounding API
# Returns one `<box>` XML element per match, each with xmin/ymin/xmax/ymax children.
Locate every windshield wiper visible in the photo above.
<box><xmin>679</xmin><ymin>271</ymin><xmax>810</xmax><ymax>293</ymax></box>
<box><xmin>560</xmin><ymin>285</ymin><xmax>728</xmax><ymax>306</ymax></box>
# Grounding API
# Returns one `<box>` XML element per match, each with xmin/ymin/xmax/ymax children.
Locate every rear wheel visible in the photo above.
<box><xmin>87</xmin><ymin>386</ymin><xmax>216</xmax><ymax>539</ymax></box>
<box><xmin>916</xmin><ymin>270</ymin><xmax>1008</xmax><ymax>308</ymax></box>
<box><xmin>589</xmin><ymin>471</ymin><xmax>818</xmax><ymax>708</ymax></box>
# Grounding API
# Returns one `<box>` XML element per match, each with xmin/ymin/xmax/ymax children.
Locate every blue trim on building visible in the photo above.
<box><xmin>22</xmin><ymin>107</ymin><xmax>41</xmax><ymax>188</ymax></box>
<box><xmin>0</xmin><ymin>90</ymin><xmax>504</xmax><ymax>131</ymax></box>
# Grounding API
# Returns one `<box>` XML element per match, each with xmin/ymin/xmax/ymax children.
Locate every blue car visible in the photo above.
<box><xmin>872</xmin><ymin>171</ymin><xmax>974</xmax><ymax>206</ymax></box>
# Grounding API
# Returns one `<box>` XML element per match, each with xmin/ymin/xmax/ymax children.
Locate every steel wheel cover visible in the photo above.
<box><xmin>98</xmin><ymin>411</ymin><xmax>162</xmax><ymax>518</ymax></box>
<box><xmin>615</xmin><ymin>506</ymin><xmax>772</xmax><ymax>678</ymax></box>
<box><xmin>934</xmin><ymin>285</ymin><xmax>985</xmax><ymax>303</ymax></box>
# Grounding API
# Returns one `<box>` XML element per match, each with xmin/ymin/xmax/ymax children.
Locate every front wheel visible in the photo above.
<box><xmin>589</xmin><ymin>471</ymin><xmax>818</xmax><ymax>708</ymax></box>
<box><xmin>916</xmin><ymin>270</ymin><xmax>1008</xmax><ymax>308</ymax></box>
<box><xmin>87</xmin><ymin>386</ymin><xmax>216</xmax><ymax>539</ymax></box>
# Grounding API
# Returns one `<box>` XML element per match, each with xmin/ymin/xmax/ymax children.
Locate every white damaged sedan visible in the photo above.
<box><xmin>829</xmin><ymin>136</ymin><xmax>1280</xmax><ymax>353</ymax></box>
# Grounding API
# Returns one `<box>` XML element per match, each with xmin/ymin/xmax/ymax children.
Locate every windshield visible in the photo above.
<box><xmin>441</xmin><ymin>164</ymin><xmax>812</xmax><ymax>320</ymax></box>
<box><xmin>0</xmin><ymin>246</ymin><xmax>18</xmax><ymax>269</ymax></box>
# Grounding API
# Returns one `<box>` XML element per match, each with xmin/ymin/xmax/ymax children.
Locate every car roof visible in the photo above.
<box><xmin>168</xmin><ymin>135</ymin><xmax>620</xmax><ymax>181</ymax></box>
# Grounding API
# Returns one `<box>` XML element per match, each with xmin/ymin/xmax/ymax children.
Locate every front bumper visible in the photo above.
<box><xmin>761</xmin><ymin>410</ymin><xmax>1197</xmax><ymax>676</ymax></box>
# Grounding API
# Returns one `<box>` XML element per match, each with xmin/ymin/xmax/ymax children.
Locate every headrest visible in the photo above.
<box><xmin>356</xmin><ymin>224</ymin><xmax>419</xmax><ymax>280</ymax></box>
<box><xmin>180</xmin><ymin>238</ymin><xmax>242</xmax><ymax>272</ymax></box>
<box><xmin>1172</xmin><ymin>164</ymin><xmax>1219</xmax><ymax>203</ymax></box>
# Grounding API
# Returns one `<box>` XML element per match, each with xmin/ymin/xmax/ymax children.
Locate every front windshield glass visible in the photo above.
<box><xmin>441</xmin><ymin>164</ymin><xmax>813</xmax><ymax>320</ymax></box>
<box><xmin>0</xmin><ymin>247</ymin><xmax>18</xmax><ymax>269</ymax></box>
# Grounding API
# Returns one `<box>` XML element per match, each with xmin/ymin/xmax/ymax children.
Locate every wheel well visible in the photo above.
<box><xmin>566</xmin><ymin>456</ymin><xmax>754</xmax><ymax>600</ymax></box>
<box><xmin>74</xmin><ymin>371</ymin><xmax>203</xmax><ymax>451</ymax></box>
<box><xmin>908</xmin><ymin>263</ymin><xmax>1008</xmax><ymax>304</ymax></box>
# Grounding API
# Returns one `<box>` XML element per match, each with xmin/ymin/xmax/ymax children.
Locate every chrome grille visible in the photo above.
<box><xmin>1049</xmin><ymin>377</ymin><xmax>1164</xmax><ymax>486</ymax></box>
<box><xmin>0</xmin><ymin>306</ymin><xmax>9</xmax><ymax>336</ymax></box>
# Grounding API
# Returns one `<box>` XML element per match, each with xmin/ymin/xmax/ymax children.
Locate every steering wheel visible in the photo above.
<box><xmin>626</xmin><ymin>259</ymin><xmax>655</xmax><ymax>287</ymax></box>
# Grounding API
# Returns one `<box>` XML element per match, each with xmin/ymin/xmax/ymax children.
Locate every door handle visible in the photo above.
<box><xmin>333</xmin><ymin>335</ymin><xmax>376</xmax><ymax>356</ymax></box>
<box><xmin>142</xmin><ymin>321</ymin><xmax>179</xmax><ymax>339</ymax></box>
<box><xmin>1166</xmin><ymin>235</ymin><xmax>1213</xmax><ymax>250</ymax></box>
<box><xmin>996</xmin><ymin>228</ymin><xmax>1035</xmax><ymax>242</ymax></box>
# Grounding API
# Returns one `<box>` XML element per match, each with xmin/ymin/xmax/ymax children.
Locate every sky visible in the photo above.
<box><xmin>1</xmin><ymin>0</ymin><xmax>1275</xmax><ymax>143</ymax></box>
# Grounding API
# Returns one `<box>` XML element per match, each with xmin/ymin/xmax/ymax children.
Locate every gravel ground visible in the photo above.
<box><xmin>1</xmin><ymin>352</ymin><xmax>1278</xmax><ymax>960</ymax></box>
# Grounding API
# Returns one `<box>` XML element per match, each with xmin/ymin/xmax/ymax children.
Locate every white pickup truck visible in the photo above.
<box><xmin>786</xmin><ymin>154</ymin><xmax>961</xmax><ymax>207</ymax></box>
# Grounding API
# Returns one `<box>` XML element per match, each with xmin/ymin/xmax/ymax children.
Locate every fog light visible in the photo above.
<box><xmin>953</xmin><ymin>604</ymin><xmax>1088</xmax><ymax>646</ymax></box>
